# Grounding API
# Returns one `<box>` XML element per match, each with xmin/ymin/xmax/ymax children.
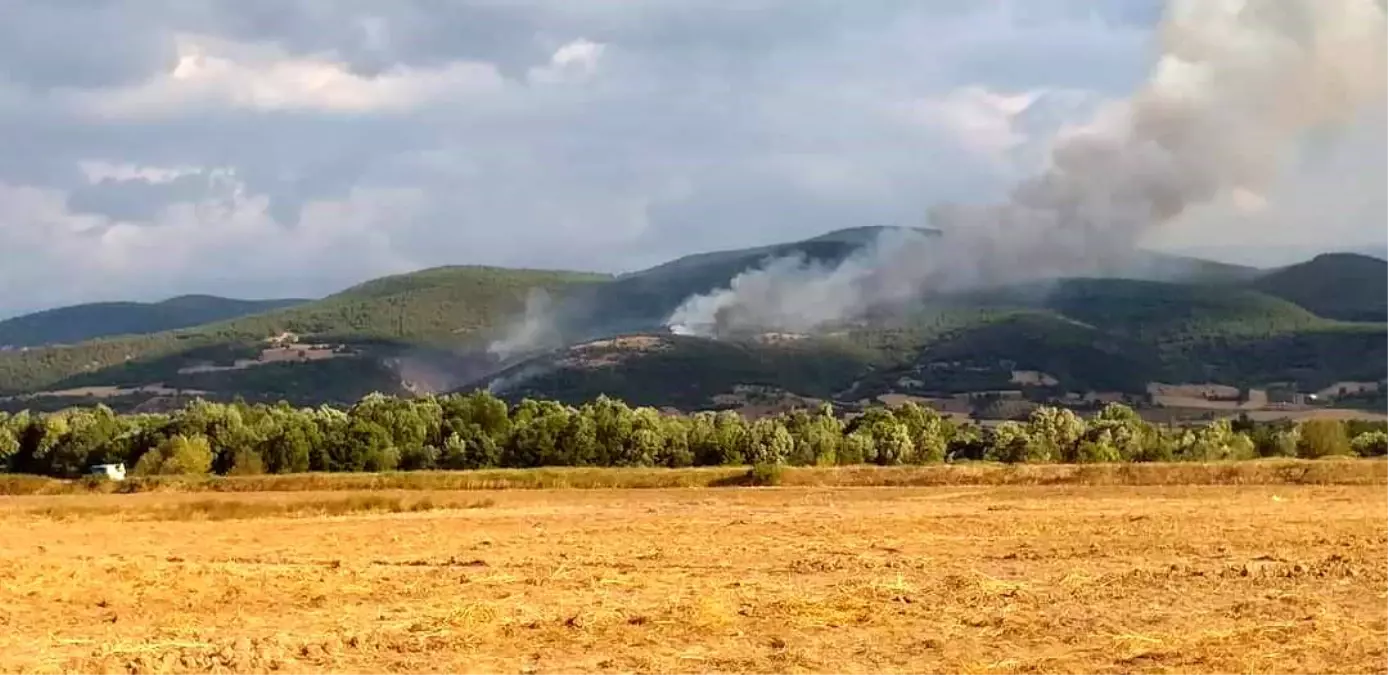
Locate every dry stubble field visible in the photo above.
<box><xmin>0</xmin><ymin>473</ymin><xmax>1384</xmax><ymax>674</ymax></box>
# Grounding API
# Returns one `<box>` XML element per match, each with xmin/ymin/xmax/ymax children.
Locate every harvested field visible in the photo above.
<box><xmin>0</xmin><ymin>476</ymin><xmax>1384</xmax><ymax>674</ymax></box>
<box><xmin>3</xmin><ymin>459</ymin><xmax>1383</xmax><ymax>496</ymax></box>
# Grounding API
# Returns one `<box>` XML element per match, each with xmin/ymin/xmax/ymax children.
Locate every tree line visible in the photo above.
<box><xmin>0</xmin><ymin>392</ymin><xmax>1384</xmax><ymax>479</ymax></box>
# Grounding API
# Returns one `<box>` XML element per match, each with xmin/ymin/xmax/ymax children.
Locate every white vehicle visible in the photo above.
<box><xmin>88</xmin><ymin>463</ymin><xmax>127</xmax><ymax>481</ymax></box>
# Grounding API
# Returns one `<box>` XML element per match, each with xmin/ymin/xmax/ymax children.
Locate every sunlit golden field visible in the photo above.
<box><xmin>0</xmin><ymin>465</ymin><xmax>1384</xmax><ymax>674</ymax></box>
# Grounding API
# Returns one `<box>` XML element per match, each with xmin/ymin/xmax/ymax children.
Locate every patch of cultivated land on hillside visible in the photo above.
<box><xmin>0</xmin><ymin>384</ymin><xmax>208</xmax><ymax>400</ymax></box>
<box><xmin>0</xmin><ymin>478</ymin><xmax>1384</xmax><ymax>673</ymax></box>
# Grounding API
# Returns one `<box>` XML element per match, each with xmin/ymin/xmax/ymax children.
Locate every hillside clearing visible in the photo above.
<box><xmin>0</xmin><ymin>483</ymin><xmax>1382</xmax><ymax>673</ymax></box>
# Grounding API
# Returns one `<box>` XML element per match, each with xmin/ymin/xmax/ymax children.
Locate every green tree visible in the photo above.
<box><xmin>350</xmin><ymin>392</ymin><xmax>439</xmax><ymax>462</ymax></box>
<box><xmin>947</xmin><ymin>423</ymin><xmax>987</xmax><ymax>461</ymax></box>
<box><xmin>13</xmin><ymin>413</ymin><xmax>70</xmax><ymax>475</ymax></box>
<box><xmin>253</xmin><ymin>412</ymin><xmax>296</xmax><ymax>473</ymax></box>
<box><xmin>1084</xmin><ymin>403</ymin><xmax>1155</xmax><ymax>462</ymax></box>
<box><xmin>747</xmin><ymin>417</ymin><xmax>793</xmax><ymax>465</ymax></box>
<box><xmin>783</xmin><ymin>405</ymin><xmax>843</xmax><ymax>466</ymax></box>
<box><xmin>439</xmin><ymin>425</ymin><xmax>501</xmax><ymax>469</ymax></box>
<box><xmin>0</xmin><ymin>412</ymin><xmax>21</xmax><ymax>471</ymax></box>
<box><xmin>1173</xmin><ymin>419</ymin><xmax>1256</xmax><ymax>461</ymax></box>
<box><xmin>874</xmin><ymin>422</ymin><xmax>915</xmax><ymax>466</ymax></box>
<box><xmin>892</xmin><ymin>402</ymin><xmax>953</xmax><ymax>464</ymax></box>
<box><xmin>397</xmin><ymin>444</ymin><xmax>439</xmax><ymax>471</ymax></box>
<box><xmin>134</xmin><ymin>433</ymin><xmax>214</xmax><ymax>476</ymax></box>
<box><xmin>557</xmin><ymin>413</ymin><xmax>600</xmax><ymax>466</ymax></box>
<box><xmin>626</xmin><ymin>407</ymin><xmax>668</xmax><ymax>467</ymax></box>
<box><xmin>1026</xmin><ymin>406</ymin><xmax>1087</xmax><ymax>463</ymax></box>
<box><xmin>684</xmin><ymin>411</ymin><xmax>750</xmax><ymax>466</ymax></box>
<box><xmin>1297</xmin><ymin>419</ymin><xmax>1352</xmax><ymax>458</ymax></box>
<box><xmin>1074</xmin><ymin>434</ymin><xmax>1124</xmax><ymax>463</ymax></box>
<box><xmin>657</xmin><ymin>415</ymin><xmax>695</xmax><ymax>467</ymax></box>
<box><xmin>1351</xmin><ymin>430</ymin><xmax>1388</xmax><ymax>457</ymax></box>
<box><xmin>1268</xmin><ymin>429</ymin><xmax>1301</xmax><ymax>457</ymax></box>
<box><xmin>1250</xmin><ymin>423</ymin><xmax>1299</xmax><ymax>458</ymax></box>
<box><xmin>332</xmin><ymin>418</ymin><xmax>397</xmax><ymax>471</ymax></box>
<box><xmin>167</xmin><ymin>399</ymin><xmax>257</xmax><ymax>474</ymax></box>
<box><xmin>439</xmin><ymin>390</ymin><xmax>513</xmax><ymax>450</ymax></box>
<box><xmin>584</xmin><ymin>396</ymin><xmax>638</xmax><ymax>465</ymax></box>
<box><xmin>840</xmin><ymin>428</ymin><xmax>875</xmax><ymax>465</ymax></box>
<box><xmin>847</xmin><ymin>407</ymin><xmax>915</xmax><ymax>465</ymax></box>
<box><xmin>226</xmin><ymin>447</ymin><xmax>266</xmax><ymax>475</ymax></box>
<box><xmin>311</xmin><ymin>405</ymin><xmax>349</xmax><ymax>470</ymax></box>
<box><xmin>39</xmin><ymin>406</ymin><xmax>128</xmax><ymax>477</ymax></box>
<box><xmin>985</xmin><ymin>421</ymin><xmax>1034</xmax><ymax>463</ymax></box>
<box><xmin>257</xmin><ymin>409</ymin><xmax>320</xmax><ymax>474</ymax></box>
<box><xmin>687</xmin><ymin>411</ymin><xmax>748</xmax><ymax>466</ymax></box>
<box><xmin>506</xmin><ymin>399</ymin><xmax>574</xmax><ymax>467</ymax></box>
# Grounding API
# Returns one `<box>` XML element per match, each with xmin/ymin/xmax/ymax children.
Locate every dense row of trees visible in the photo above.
<box><xmin>1</xmin><ymin>392</ymin><xmax>1384</xmax><ymax>479</ymax></box>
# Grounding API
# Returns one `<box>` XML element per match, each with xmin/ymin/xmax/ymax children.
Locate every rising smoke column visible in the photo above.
<box><xmin>487</xmin><ymin>287</ymin><xmax>562</xmax><ymax>361</ymax></box>
<box><xmin>666</xmin><ymin>0</ymin><xmax>1388</xmax><ymax>338</ymax></box>
<box><xmin>666</xmin><ymin>227</ymin><xmax>941</xmax><ymax>336</ymax></box>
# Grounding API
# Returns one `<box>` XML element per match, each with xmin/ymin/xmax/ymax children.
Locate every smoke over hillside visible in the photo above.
<box><xmin>667</xmin><ymin>0</ymin><xmax>1387</xmax><ymax>338</ymax></box>
<box><xmin>488</xmin><ymin>287</ymin><xmax>564</xmax><ymax>361</ymax></box>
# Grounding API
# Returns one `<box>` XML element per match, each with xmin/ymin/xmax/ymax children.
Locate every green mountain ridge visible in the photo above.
<box><xmin>0</xmin><ymin>295</ymin><xmax>311</xmax><ymax>348</ymax></box>
<box><xmin>488</xmin><ymin>275</ymin><xmax>1385</xmax><ymax>409</ymax></box>
<box><xmin>0</xmin><ymin>267</ymin><xmax>608</xmax><ymax>399</ymax></box>
<box><xmin>0</xmin><ymin>227</ymin><xmax>1383</xmax><ymax>412</ymax></box>
<box><xmin>1249</xmin><ymin>253</ymin><xmax>1388</xmax><ymax>322</ymax></box>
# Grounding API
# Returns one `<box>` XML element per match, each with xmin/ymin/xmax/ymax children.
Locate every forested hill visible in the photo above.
<box><xmin>488</xmin><ymin>277</ymin><xmax>1387</xmax><ymax>410</ymax></box>
<box><xmin>1248</xmin><ymin>253</ymin><xmax>1388</xmax><ymax>322</ymax></box>
<box><xmin>0</xmin><ymin>267</ymin><xmax>611</xmax><ymax>397</ymax></box>
<box><xmin>0</xmin><ymin>227</ymin><xmax>1384</xmax><ymax>413</ymax></box>
<box><xmin>0</xmin><ymin>296</ymin><xmax>310</xmax><ymax>347</ymax></box>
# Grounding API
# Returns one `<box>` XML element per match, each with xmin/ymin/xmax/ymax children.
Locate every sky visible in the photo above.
<box><xmin>1</xmin><ymin>0</ymin><xmax>1383</xmax><ymax>317</ymax></box>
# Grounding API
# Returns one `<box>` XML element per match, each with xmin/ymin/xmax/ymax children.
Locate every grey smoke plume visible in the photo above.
<box><xmin>487</xmin><ymin>287</ymin><xmax>563</xmax><ymax>361</ymax></box>
<box><xmin>667</xmin><ymin>228</ymin><xmax>940</xmax><ymax>336</ymax></box>
<box><xmin>485</xmin><ymin>362</ymin><xmax>549</xmax><ymax>395</ymax></box>
<box><xmin>667</xmin><ymin>0</ymin><xmax>1388</xmax><ymax>338</ymax></box>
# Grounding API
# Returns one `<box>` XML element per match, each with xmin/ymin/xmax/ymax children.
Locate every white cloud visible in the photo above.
<box><xmin>0</xmin><ymin>0</ymin><xmax>1380</xmax><ymax>316</ymax></box>
<box><xmin>905</xmin><ymin>86</ymin><xmax>1043</xmax><ymax>158</ymax></box>
<box><xmin>77</xmin><ymin>160</ymin><xmax>203</xmax><ymax>184</ymax></box>
<box><xmin>68</xmin><ymin>34</ymin><xmax>504</xmax><ymax>119</ymax></box>
<box><xmin>0</xmin><ymin>176</ymin><xmax>422</xmax><ymax>312</ymax></box>
<box><xmin>551</xmin><ymin>39</ymin><xmax>604</xmax><ymax>71</ymax></box>
<box><xmin>528</xmin><ymin>38</ymin><xmax>606</xmax><ymax>84</ymax></box>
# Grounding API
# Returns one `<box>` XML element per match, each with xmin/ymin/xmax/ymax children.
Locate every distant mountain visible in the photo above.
<box><xmin>1117</xmin><ymin>252</ymin><xmax>1262</xmax><ymax>284</ymax></box>
<box><xmin>0</xmin><ymin>227</ymin><xmax>1382</xmax><ymax>413</ymax></box>
<box><xmin>0</xmin><ymin>295</ymin><xmax>309</xmax><ymax>347</ymax></box>
<box><xmin>554</xmin><ymin>226</ymin><xmax>941</xmax><ymax>338</ymax></box>
<box><xmin>487</xmin><ymin>276</ymin><xmax>1382</xmax><ymax>409</ymax></box>
<box><xmin>1156</xmin><ymin>243</ymin><xmax>1388</xmax><ymax>268</ymax></box>
<box><xmin>552</xmin><ymin>226</ymin><xmax>1257</xmax><ymax>342</ymax></box>
<box><xmin>0</xmin><ymin>267</ymin><xmax>609</xmax><ymax>398</ymax></box>
<box><xmin>1248</xmin><ymin>253</ymin><xmax>1388</xmax><ymax>322</ymax></box>
<box><xmin>1031</xmin><ymin>278</ymin><xmax>1325</xmax><ymax>337</ymax></box>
